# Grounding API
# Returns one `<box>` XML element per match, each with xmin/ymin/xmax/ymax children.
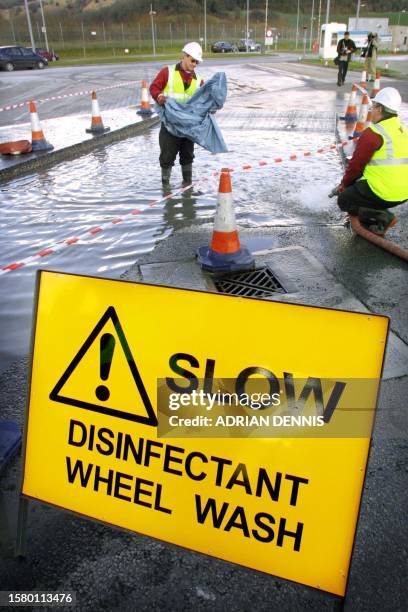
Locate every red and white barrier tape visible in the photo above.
<box><xmin>0</xmin><ymin>81</ymin><xmax>138</xmax><ymax>114</ymax></box>
<box><xmin>226</xmin><ymin>138</ymin><xmax>355</xmax><ymax>174</ymax></box>
<box><xmin>0</xmin><ymin>182</ymin><xmax>195</xmax><ymax>275</ymax></box>
<box><xmin>0</xmin><ymin>139</ymin><xmax>354</xmax><ymax>276</ymax></box>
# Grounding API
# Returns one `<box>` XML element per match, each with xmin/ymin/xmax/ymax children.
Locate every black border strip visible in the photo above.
<box><xmin>19</xmin><ymin>268</ymin><xmax>390</xmax><ymax>600</ymax></box>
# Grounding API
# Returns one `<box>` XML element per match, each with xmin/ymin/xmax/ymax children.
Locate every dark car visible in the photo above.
<box><xmin>36</xmin><ymin>47</ymin><xmax>59</xmax><ymax>62</ymax></box>
<box><xmin>0</xmin><ymin>46</ymin><xmax>48</xmax><ymax>71</ymax></box>
<box><xmin>238</xmin><ymin>39</ymin><xmax>262</xmax><ymax>52</ymax></box>
<box><xmin>211</xmin><ymin>41</ymin><xmax>235</xmax><ymax>53</ymax></box>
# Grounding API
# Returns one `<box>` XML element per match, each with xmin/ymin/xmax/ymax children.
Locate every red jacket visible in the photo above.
<box><xmin>341</xmin><ymin>127</ymin><xmax>383</xmax><ymax>188</ymax></box>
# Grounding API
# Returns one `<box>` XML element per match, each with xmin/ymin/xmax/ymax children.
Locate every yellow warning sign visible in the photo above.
<box><xmin>22</xmin><ymin>270</ymin><xmax>389</xmax><ymax>597</ymax></box>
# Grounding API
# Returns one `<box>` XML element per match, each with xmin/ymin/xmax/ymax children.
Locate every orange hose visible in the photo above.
<box><xmin>349</xmin><ymin>216</ymin><xmax>408</xmax><ymax>262</ymax></box>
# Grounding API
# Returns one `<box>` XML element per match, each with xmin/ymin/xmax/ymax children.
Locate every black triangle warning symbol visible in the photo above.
<box><xmin>49</xmin><ymin>306</ymin><xmax>157</xmax><ymax>426</ymax></box>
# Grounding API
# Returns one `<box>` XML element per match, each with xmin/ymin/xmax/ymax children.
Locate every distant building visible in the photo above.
<box><xmin>348</xmin><ymin>17</ymin><xmax>389</xmax><ymax>33</ymax></box>
<box><xmin>348</xmin><ymin>17</ymin><xmax>393</xmax><ymax>49</ymax></box>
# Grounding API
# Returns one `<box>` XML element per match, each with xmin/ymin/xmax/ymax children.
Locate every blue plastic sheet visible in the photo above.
<box><xmin>156</xmin><ymin>71</ymin><xmax>228</xmax><ymax>154</ymax></box>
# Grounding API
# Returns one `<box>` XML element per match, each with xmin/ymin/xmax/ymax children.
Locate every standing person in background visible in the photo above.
<box><xmin>149</xmin><ymin>42</ymin><xmax>204</xmax><ymax>187</ymax></box>
<box><xmin>336</xmin><ymin>31</ymin><xmax>357</xmax><ymax>86</ymax></box>
<box><xmin>364</xmin><ymin>33</ymin><xmax>379</xmax><ymax>82</ymax></box>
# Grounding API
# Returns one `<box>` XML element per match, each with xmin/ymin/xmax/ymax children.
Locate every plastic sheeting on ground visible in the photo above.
<box><xmin>156</xmin><ymin>71</ymin><xmax>228</xmax><ymax>154</ymax></box>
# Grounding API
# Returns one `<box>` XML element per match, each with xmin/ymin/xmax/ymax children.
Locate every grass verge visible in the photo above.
<box><xmin>298</xmin><ymin>58</ymin><xmax>406</xmax><ymax>80</ymax></box>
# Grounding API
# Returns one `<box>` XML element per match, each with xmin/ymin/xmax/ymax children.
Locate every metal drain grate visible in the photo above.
<box><xmin>214</xmin><ymin>266</ymin><xmax>286</xmax><ymax>298</ymax></box>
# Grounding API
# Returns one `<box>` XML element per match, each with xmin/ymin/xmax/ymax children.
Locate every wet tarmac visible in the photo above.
<box><xmin>0</xmin><ymin>63</ymin><xmax>353</xmax><ymax>372</ymax></box>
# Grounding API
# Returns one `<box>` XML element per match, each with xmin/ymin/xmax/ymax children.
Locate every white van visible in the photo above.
<box><xmin>319</xmin><ymin>23</ymin><xmax>347</xmax><ymax>60</ymax></box>
<box><xmin>320</xmin><ymin>23</ymin><xmax>379</xmax><ymax>60</ymax></box>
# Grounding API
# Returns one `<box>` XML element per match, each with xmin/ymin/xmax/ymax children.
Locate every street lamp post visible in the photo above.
<box><xmin>81</xmin><ymin>21</ymin><xmax>86</xmax><ymax>58</ymax></box>
<box><xmin>264</xmin><ymin>0</ymin><xmax>269</xmax><ymax>51</ymax></box>
<box><xmin>303</xmin><ymin>26</ymin><xmax>307</xmax><ymax>57</ymax></box>
<box><xmin>325</xmin><ymin>0</ymin><xmax>330</xmax><ymax>25</ymax></box>
<box><xmin>23</xmin><ymin>0</ymin><xmax>36</xmax><ymax>52</ymax></box>
<box><xmin>149</xmin><ymin>4</ymin><xmax>156</xmax><ymax>56</ymax></box>
<box><xmin>59</xmin><ymin>22</ymin><xmax>64</xmax><ymax>49</ymax></box>
<box><xmin>355</xmin><ymin>0</ymin><xmax>362</xmax><ymax>30</ymax></box>
<box><xmin>9</xmin><ymin>12</ymin><xmax>16</xmax><ymax>43</ymax></box>
<box><xmin>38</xmin><ymin>0</ymin><xmax>49</xmax><ymax>52</ymax></box>
<box><xmin>204</xmin><ymin>0</ymin><xmax>207</xmax><ymax>52</ymax></box>
<box><xmin>295</xmin><ymin>0</ymin><xmax>300</xmax><ymax>49</ymax></box>
<box><xmin>309</xmin><ymin>0</ymin><xmax>315</xmax><ymax>49</ymax></box>
<box><xmin>317</xmin><ymin>0</ymin><xmax>322</xmax><ymax>48</ymax></box>
<box><xmin>246</xmin><ymin>0</ymin><xmax>250</xmax><ymax>51</ymax></box>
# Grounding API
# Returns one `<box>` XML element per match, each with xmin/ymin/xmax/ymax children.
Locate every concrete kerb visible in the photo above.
<box><xmin>0</xmin><ymin>116</ymin><xmax>160</xmax><ymax>185</ymax></box>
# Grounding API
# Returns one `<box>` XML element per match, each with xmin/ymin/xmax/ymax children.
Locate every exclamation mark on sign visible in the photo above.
<box><xmin>95</xmin><ymin>333</ymin><xmax>115</xmax><ymax>401</ymax></box>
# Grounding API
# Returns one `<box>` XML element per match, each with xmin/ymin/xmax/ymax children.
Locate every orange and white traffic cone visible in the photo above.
<box><xmin>197</xmin><ymin>168</ymin><xmax>255</xmax><ymax>273</ymax></box>
<box><xmin>371</xmin><ymin>71</ymin><xmax>381</xmax><ymax>97</ymax></box>
<box><xmin>137</xmin><ymin>80</ymin><xmax>153</xmax><ymax>116</ymax></box>
<box><xmin>342</xmin><ymin>84</ymin><xmax>358</xmax><ymax>122</ymax></box>
<box><xmin>30</xmin><ymin>100</ymin><xmax>53</xmax><ymax>152</ymax></box>
<box><xmin>353</xmin><ymin>93</ymin><xmax>369</xmax><ymax>138</ymax></box>
<box><xmin>86</xmin><ymin>91</ymin><xmax>110</xmax><ymax>134</ymax></box>
<box><xmin>360</xmin><ymin>70</ymin><xmax>367</xmax><ymax>89</ymax></box>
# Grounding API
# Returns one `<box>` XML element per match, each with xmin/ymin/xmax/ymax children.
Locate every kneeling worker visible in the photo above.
<box><xmin>332</xmin><ymin>87</ymin><xmax>408</xmax><ymax>234</ymax></box>
<box><xmin>150</xmin><ymin>42</ymin><xmax>204</xmax><ymax>187</ymax></box>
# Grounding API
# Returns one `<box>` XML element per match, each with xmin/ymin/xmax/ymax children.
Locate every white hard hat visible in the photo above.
<box><xmin>182</xmin><ymin>41</ymin><xmax>203</xmax><ymax>63</ymax></box>
<box><xmin>373</xmin><ymin>87</ymin><xmax>402</xmax><ymax>113</ymax></box>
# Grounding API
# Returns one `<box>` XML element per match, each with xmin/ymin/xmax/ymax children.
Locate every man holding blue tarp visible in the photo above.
<box><xmin>150</xmin><ymin>42</ymin><xmax>204</xmax><ymax>187</ymax></box>
<box><xmin>150</xmin><ymin>42</ymin><xmax>228</xmax><ymax>188</ymax></box>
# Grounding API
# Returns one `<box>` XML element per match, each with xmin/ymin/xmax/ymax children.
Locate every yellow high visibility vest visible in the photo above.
<box><xmin>163</xmin><ymin>65</ymin><xmax>200</xmax><ymax>102</ymax></box>
<box><xmin>362</xmin><ymin>116</ymin><xmax>408</xmax><ymax>202</ymax></box>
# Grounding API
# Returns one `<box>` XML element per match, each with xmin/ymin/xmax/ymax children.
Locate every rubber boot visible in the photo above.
<box><xmin>359</xmin><ymin>207</ymin><xmax>395</xmax><ymax>235</ymax></box>
<box><xmin>182</xmin><ymin>164</ymin><xmax>192</xmax><ymax>186</ymax></box>
<box><xmin>358</xmin><ymin>207</ymin><xmax>384</xmax><ymax>226</ymax></box>
<box><xmin>161</xmin><ymin>167</ymin><xmax>171</xmax><ymax>186</ymax></box>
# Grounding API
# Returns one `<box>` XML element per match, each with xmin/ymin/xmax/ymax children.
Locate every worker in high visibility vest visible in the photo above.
<box><xmin>150</xmin><ymin>42</ymin><xmax>204</xmax><ymax>187</ymax></box>
<box><xmin>331</xmin><ymin>87</ymin><xmax>408</xmax><ymax>235</ymax></box>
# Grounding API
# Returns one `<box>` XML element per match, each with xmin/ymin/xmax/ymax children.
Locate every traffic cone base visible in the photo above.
<box><xmin>197</xmin><ymin>168</ymin><xmax>255</xmax><ymax>273</ymax></box>
<box><xmin>86</xmin><ymin>91</ymin><xmax>110</xmax><ymax>134</ymax></box>
<box><xmin>30</xmin><ymin>100</ymin><xmax>54</xmax><ymax>152</ymax></box>
<box><xmin>137</xmin><ymin>80</ymin><xmax>153</xmax><ymax>116</ymax></box>
<box><xmin>137</xmin><ymin>107</ymin><xmax>153</xmax><ymax>116</ymax></box>
<box><xmin>197</xmin><ymin>245</ymin><xmax>255</xmax><ymax>273</ymax></box>
<box><xmin>32</xmin><ymin>140</ymin><xmax>53</xmax><ymax>152</ymax></box>
<box><xmin>86</xmin><ymin>125</ymin><xmax>110</xmax><ymax>134</ymax></box>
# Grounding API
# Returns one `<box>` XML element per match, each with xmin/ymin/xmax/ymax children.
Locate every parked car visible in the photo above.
<box><xmin>0</xmin><ymin>46</ymin><xmax>48</xmax><ymax>71</ymax></box>
<box><xmin>238</xmin><ymin>39</ymin><xmax>262</xmax><ymax>52</ymax></box>
<box><xmin>35</xmin><ymin>47</ymin><xmax>59</xmax><ymax>62</ymax></box>
<box><xmin>211</xmin><ymin>41</ymin><xmax>235</xmax><ymax>53</ymax></box>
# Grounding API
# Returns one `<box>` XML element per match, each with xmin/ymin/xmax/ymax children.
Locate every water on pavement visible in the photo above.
<box><xmin>0</xmin><ymin>64</ymin><xmax>362</xmax><ymax>371</ymax></box>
